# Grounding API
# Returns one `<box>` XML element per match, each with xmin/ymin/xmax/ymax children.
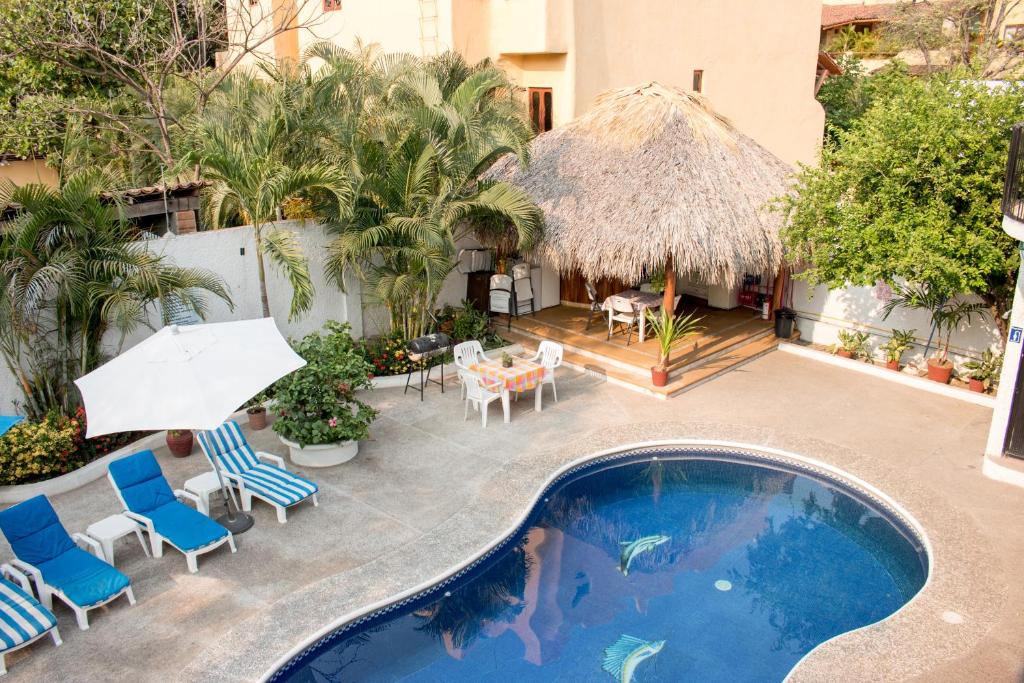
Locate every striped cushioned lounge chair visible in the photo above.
<box><xmin>0</xmin><ymin>564</ymin><xmax>61</xmax><ymax>676</ymax></box>
<box><xmin>198</xmin><ymin>421</ymin><xmax>319</xmax><ymax>524</ymax></box>
<box><xmin>0</xmin><ymin>495</ymin><xmax>134</xmax><ymax>631</ymax></box>
<box><xmin>108</xmin><ymin>451</ymin><xmax>237</xmax><ymax>574</ymax></box>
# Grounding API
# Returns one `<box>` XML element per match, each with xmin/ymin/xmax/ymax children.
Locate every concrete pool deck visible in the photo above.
<box><xmin>2</xmin><ymin>350</ymin><xmax>1022</xmax><ymax>681</ymax></box>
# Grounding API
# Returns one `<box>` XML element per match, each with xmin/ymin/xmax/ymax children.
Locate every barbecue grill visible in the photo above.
<box><xmin>404</xmin><ymin>333</ymin><xmax>451</xmax><ymax>400</ymax></box>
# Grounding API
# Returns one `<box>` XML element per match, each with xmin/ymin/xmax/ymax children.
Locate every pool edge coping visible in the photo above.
<box><xmin>259</xmin><ymin>438</ymin><xmax>934</xmax><ymax>682</ymax></box>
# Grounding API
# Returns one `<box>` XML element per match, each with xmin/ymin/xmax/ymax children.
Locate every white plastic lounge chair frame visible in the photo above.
<box><xmin>107</xmin><ymin>473</ymin><xmax>236</xmax><ymax>574</ymax></box>
<box><xmin>0</xmin><ymin>564</ymin><xmax>61</xmax><ymax>675</ymax></box>
<box><xmin>6</xmin><ymin>536</ymin><xmax>135</xmax><ymax>631</ymax></box>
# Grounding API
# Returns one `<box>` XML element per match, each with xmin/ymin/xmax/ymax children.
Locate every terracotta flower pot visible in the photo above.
<box><xmin>651</xmin><ymin>366</ymin><xmax>668</xmax><ymax>387</ymax></box>
<box><xmin>886</xmin><ymin>360</ymin><xmax>900</xmax><ymax>371</ymax></box>
<box><xmin>166</xmin><ymin>430</ymin><xmax>193</xmax><ymax>457</ymax></box>
<box><xmin>926</xmin><ymin>358</ymin><xmax>953</xmax><ymax>384</ymax></box>
<box><xmin>836</xmin><ymin>349</ymin><xmax>853</xmax><ymax>359</ymax></box>
<box><xmin>969</xmin><ymin>378</ymin><xmax>985</xmax><ymax>393</ymax></box>
<box><xmin>248</xmin><ymin>407</ymin><xmax>268</xmax><ymax>430</ymax></box>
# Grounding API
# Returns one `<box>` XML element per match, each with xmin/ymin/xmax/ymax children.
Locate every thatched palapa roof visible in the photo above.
<box><xmin>483</xmin><ymin>82</ymin><xmax>793</xmax><ymax>286</ymax></box>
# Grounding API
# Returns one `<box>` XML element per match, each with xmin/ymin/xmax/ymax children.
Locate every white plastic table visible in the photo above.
<box><xmin>85</xmin><ymin>514</ymin><xmax>150</xmax><ymax>566</ymax></box>
<box><xmin>184</xmin><ymin>470</ymin><xmax>227</xmax><ymax>516</ymax></box>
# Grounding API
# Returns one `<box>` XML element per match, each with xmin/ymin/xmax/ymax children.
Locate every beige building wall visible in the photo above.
<box><xmin>226</xmin><ymin>0</ymin><xmax>825</xmax><ymax>165</ymax></box>
<box><xmin>0</xmin><ymin>158</ymin><xmax>58</xmax><ymax>188</ymax></box>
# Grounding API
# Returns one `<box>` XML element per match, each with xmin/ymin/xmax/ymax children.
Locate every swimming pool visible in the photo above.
<box><xmin>271</xmin><ymin>447</ymin><xmax>928</xmax><ymax>682</ymax></box>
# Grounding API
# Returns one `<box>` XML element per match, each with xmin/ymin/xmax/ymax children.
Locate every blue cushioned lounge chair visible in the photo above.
<box><xmin>198</xmin><ymin>421</ymin><xmax>319</xmax><ymax>524</ymax></box>
<box><xmin>0</xmin><ymin>495</ymin><xmax>134</xmax><ymax>630</ymax></box>
<box><xmin>0</xmin><ymin>563</ymin><xmax>61</xmax><ymax>676</ymax></box>
<box><xmin>108</xmin><ymin>451</ymin><xmax>236</xmax><ymax>574</ymax></box>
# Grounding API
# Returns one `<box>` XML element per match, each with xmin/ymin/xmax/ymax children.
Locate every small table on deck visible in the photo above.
<box><xmin>86</xmin><ymin>513</ymin><xmax>150</xmax><ymax>566</ymax></box>
<box><xmin>470</xmin><ymin>358</ymin><xmax>546</xmax><ymax>418</ymax></box>
<box><xmin>601</xmin><ymin>290</ymin><xmax>664</xmax><ymax>342</ymax></box>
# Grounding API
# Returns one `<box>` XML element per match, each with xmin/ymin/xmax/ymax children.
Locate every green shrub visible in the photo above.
<box><xmin>273</xmin><ymin>322</ymin><xmax>378</xmax><ymax>447</ymax></box>
<box><xmin>0</xmin><ymin>414</ymin><xmax>80</xmax><ymax>485</ymax></box>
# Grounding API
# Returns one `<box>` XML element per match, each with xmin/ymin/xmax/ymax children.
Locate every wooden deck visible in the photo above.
<box><xmin>500</xmin><ymin>302</ymin><xmax>778</xmax><ymax>397</ymax></box>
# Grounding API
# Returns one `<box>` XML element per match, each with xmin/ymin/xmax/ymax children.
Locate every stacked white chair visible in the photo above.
<box><xmin>511</xmin><ymin>263</ymin><xmax>535</xmax><ymax>316</ymax></box>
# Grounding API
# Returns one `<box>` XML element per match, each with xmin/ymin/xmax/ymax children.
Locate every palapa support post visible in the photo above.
<box><xmin>662</xmin><ymin>254</ymin><xmax>676</xmax><ymax>316</ymax></box>
<box><xmin>771</xmin><ymin>267</ymin><xmax>786</xmax><ymax>320</ymax></box>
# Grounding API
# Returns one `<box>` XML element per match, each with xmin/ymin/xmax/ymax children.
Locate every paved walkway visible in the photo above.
<box><xmin>1</xmin><ymin>350</ymin><xmax>1021</xmax><ymax>682</ymax></box>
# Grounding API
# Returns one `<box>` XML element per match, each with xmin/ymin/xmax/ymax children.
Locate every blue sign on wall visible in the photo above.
<box><xmin>1011</xmin><ymin>326</ymin><xmax>1023</xmax><ymax>344</ymax></box>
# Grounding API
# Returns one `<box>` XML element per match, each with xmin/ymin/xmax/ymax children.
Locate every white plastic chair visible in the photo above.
<box><xmin>607</xmin><ymin>297</ymin><xmax>640</xmax><ymax>345</ymax></box>
<box><xmin>526</xmin><ymin>341</ymin><xmax>564</xmax><ymax>402</ymax></box>
<box><xmin>459</xmin><ymin>370</ymin><xmax>508</xmax><ymax>428</ymax></box>
<box><xmin>454</xmin><ymin>341</ymin><xmax>488</xmax><ymax>399</ymax></box>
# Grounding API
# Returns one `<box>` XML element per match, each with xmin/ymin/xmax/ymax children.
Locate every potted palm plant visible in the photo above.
<box><xmin>963</xmin><ymin>349</ymin><xmax>1002</xmax><ymax>393</ymax></box>
<box><xmin>645</xmin><ymin>309</ymin><xmax>704</xmax><ymax>387</ymax></box>
<box><xmin>882</xmin><ymin>284</ymin><xmax>985</xmax><ymax>384</ymax></box>
<box><xmin>835</xmin><ymin>330</ymin><xmax>869</xmax><ymax>360</ymax></box>
<box><xmin>245</xmin><ymin>391</ymin><xmax>268</xmax><ymax>430</ymax></box>
<box><xmin>879</xmin><ymin>329</ymin><xmax>915</xmax><ymax>370</ymax></box>
<box><xmin>272</xmin><ymin>322</ymin><xmax>378</xmax><ymax>467</ymax></box>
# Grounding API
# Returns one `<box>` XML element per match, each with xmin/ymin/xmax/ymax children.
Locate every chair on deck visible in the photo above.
<box><xmin>607</xmin><ymin>297</ymin><xmax>640</xmax><ymax>346</ymax></box>
<box><xmin>198</xmin><ymin>421</ymin><xmax>319</xmax><ymax>524</ymax></box>
<box><xmin>489</xmin><ymin>274</ymin><xmax>516</xmax><ymax>329</ymax></box>
<box><xmin>584</xmin><ymin>282</ymin><xmax>603</xmax><ymax>331</ymax></box>
<box><xmin>511</xmin><ymin>264</ymin><xmax>535</xmax><ymax>317</ymax></box>
<box><xmin>0</xmin><ymin>563</ymin><xmax>61</xmax><ymax>675</ymax></box>
<box><xmin>108</xmin><ymin>451</ymin><xmax>236</xmax><ymax>573</ymax></box>
<box><xmin>0</xmin><ymin>495</ymin><xmax>134</xmax><ymax>630</ymax></box>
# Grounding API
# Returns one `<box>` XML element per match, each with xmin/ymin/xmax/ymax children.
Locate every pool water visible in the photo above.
<box><xmin>273</xmin><ymin>451</ymin><xmax>928</xmax><ymax>682</ymax></box>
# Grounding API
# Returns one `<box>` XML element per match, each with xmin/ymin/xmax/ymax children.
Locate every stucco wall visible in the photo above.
<box><xmin>790</xmin><ymin>279</ymin><xmax>1002</xmax><ymax>371</ymax></box>
<box><xmin>571</xmin><ymin>0</ymin><xmax>825</xmax><ymax>166</ymax></box>
<box><xmin>0</xmin><ymin>158</ymin><xmax>58</xmax><ymax>188</ymax></box>
<box><xmin>0</xmin><ymin>221</ymin><xmax>363</xmax><ymax>414</ymax></box>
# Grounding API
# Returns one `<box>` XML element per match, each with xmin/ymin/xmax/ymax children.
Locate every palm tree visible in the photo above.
<box><xmin>317</xmin><ymin>47</ymin><xmax>543</xmax><ymax>338</ymax></box>
<box><xmin>0</xmin><ymin>171</ymin><xmax>232</xmax><ymax>418</ymax></box>
<box><xmin>186</xmin><ymin>69</ymin><xmax>353</xmax><ymax>321</ymax></box>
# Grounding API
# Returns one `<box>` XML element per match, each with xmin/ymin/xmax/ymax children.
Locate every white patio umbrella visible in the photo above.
<box><xmin>75</xmin><ymin>317</ymin><xmax>306</xmax><ymax>533</ymax></box>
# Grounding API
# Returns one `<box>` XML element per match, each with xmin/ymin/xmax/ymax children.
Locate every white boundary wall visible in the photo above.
<box><xmin>0</xmin><ymin>221</ymin><xmax>363</xmax><ymax>414</ymax></box>
<box><xmin>790</xmin><ymin>279</ymin><xmax>1002</xmax><ymax>371</ymax></box>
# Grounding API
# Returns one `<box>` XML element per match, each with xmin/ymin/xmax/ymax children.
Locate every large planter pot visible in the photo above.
<box><xmin>279</xmin><ymin>436</ymin><xmax>358</xmax><ymax>467</ymax></box>
<box><xmin>247</xmin><ymin>408</ymin><xmax>268</xmax><ymax>431</ymax></box>
<box><xmin>651</xmin><ymin>366</ymin><xmax>669</xmax><ymax>387</ymax></box>
<box><xmin>835</xmin><ymin>349</ymin><xmax>854</xmax><ymax>359</ymax></box>
<box><xmin>926</xmin><ymin>358</ymin><xmax>954</xmax><ymax>384</ymax></box>
<box><xmin>969</xmin><ymin>378</ymin><xmax>986</xmax><ymax>393</ymax></box>
<box><xmin>886</xmin><ymin>360</ymin><xmax>900</xmax><ymax>371</ymax></box>
<box><xmin>166</xmin><ymin>430</ymin><xmax>193</xmax><ymax>458</ymax></box>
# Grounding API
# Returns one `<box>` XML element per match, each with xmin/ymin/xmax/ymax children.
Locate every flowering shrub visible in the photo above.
<box><xmin>0</xmin><ymin>414</ymin><xmax>79</xmax><ymax>485</ymax></box>
<box><xmin>272</xmin><ymin>322</ymin><xmax>378</xmax><ymax>447</ymax></box>
<box><xmin>360</xmin><ymin>330</ymin><xmax>413</xmax><ymax>377</ymax></box>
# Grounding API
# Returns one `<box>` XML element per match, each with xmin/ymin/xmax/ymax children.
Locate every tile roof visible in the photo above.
<box><xmin>821</xmin><ymin>3</ymin><xmax>895</xmax><ymax>31</ymax></box>
<box><xmin>102</xmin><ymin>180</ymin><xmax>210</xmax><ymax>201</ymax></box>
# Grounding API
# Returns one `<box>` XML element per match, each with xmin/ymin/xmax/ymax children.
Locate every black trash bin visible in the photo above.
<box><xmin>774</xmin><ymin>308</ymin><xmax>796</xmax><ymax>339</ymax></box>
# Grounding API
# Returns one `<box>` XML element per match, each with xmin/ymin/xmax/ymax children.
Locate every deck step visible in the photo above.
<box><xmin>504</xmin><ymin>328</ymin><xmax>779</xmax><ymax>399</ymax></box>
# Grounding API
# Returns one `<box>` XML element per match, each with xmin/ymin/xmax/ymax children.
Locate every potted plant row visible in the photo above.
<box><xmin>963</xmin><ymin>349</ymin><xmax>1002</xmax><ymax>393</ymax></box>
<box><xmin>272</xmin><ymin>322</ymin><xmax>378</xmax><ymax>467</ymax></box>
<box><xmin>646</xmin><ymin>308</ymin><xmax>704</xmax><ymax>387</ymax></box>
<box><xmin>834</xmin><ymin>330</ymin><xmax>869</xmax><ymax>360</ymax></box>
<box><xmin>879</xmin><ymin>328</ymin><xmax>915</xmax><ymax>370</ymax></box>
<box><xmin>245</xmin><ymin>391</ymin><xmax>269</xmax><ymax>430</ymax></box>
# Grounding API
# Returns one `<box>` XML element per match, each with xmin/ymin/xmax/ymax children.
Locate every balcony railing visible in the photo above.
<box><xmin>1002</xmin><ymin>123</ymin><xmax>1024</xmax><ymax>222</ymax></box>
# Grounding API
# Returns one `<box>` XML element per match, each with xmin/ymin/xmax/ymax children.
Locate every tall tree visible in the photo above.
<box><xmin>187</xmin><ymin>69</ymin><xmax>352</xmax><ymax>321</ymax></box>
<box><xmin>0</xmin><ymin>171</ymin><xmax>232</xmax><ymax>417</ymax></box>
<box><xmin>781</xmin><ymin>73</ymin><xmax>1023</xmax><ymax>337</ymax></box>
<box><xmin>319</xmin><ymin>47</ymin><xmax>543</xmax><ymax>338</ymax></box>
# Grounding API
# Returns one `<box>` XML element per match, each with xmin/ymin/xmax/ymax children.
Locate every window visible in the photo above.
<box><xmin>1005</xmin><ymin>24</ymin><xmax>1024</xmax><ymax>42</ymax></box>
<box><xmin>692</xmin><ymin>69</ymin><xmax>703</xmax><ymax>93</ymax></box>
<box><xmin>323</xmin><ymin>0</ymin><xmax>341</xmax><ymax>10</ymax></box>
<box><xmin>528</xmin><ymin>87</ymin><xmax>553</xmax><ymax>132</ymax></box>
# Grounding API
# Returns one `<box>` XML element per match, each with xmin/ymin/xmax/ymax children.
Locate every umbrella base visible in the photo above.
<box><xmin>216</xmin><ymin>511</ymin><xmax>255</xmax><ymax>534</ymax></box>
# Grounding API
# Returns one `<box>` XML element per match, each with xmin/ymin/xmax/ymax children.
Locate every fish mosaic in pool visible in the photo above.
<box><xmin>274</xmin><ymin>452</ymin><xmax>928</xmax><ymax>682</ymax></box>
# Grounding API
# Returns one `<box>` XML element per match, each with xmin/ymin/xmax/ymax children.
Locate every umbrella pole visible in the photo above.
<box><xmin>212</xmin><ymin>459</ymin><xmax>254</xmax><ymax>534</ymax></box>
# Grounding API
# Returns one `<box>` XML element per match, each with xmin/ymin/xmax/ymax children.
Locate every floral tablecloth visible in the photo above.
<box><xmin>470</xmin><ymin>359</ymin><xmax>545</xmax><ymax>392</ymax></box>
